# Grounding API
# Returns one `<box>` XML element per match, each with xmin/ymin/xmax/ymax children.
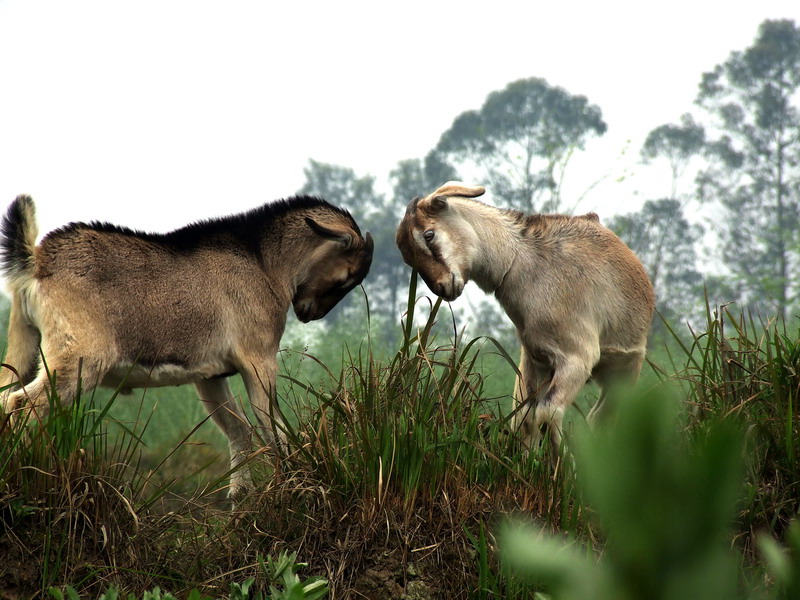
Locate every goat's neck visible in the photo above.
<box><xmin>257</xmin><ymin>219</ymin><xmax>311</xmax><ymax>299</ymax></box>
<box><xmin>456</xmin><ymin>201</ymin><xmax>519</xmax><ymax>294</ymax></box>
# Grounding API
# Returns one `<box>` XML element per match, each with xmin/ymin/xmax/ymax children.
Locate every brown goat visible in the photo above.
<box><xmin>396</xmin><ymin>182</ymin><xmax>655</xmax><ymax>457</ymax></box>
<box><xmin>1</xmin><ymin>194</ymin><xmax>373</xmax><ymax>497</ymax></box>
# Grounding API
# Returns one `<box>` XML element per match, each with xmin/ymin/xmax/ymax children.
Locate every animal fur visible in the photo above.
<box><xmin>1</xmin><ymin>194</ymin><xmax>373</xmax><ymax>497</ymax></box>
<box><xmin>396</xmin><ymin>182</ymin><xmax>655</xmax><ymax>456</ymax></box>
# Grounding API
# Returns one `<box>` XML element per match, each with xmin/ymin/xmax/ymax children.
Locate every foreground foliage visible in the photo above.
<box><xmin>501</xmin><ymin>389</ymin><xmax>745</xmax><ymax>599</ymax></box>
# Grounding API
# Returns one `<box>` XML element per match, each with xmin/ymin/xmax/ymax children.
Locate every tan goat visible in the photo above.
<box><xmin>396</xmin><ymin>182</ymin><xmax>655</xmax><ymax>457</ymax></box>
<box><xmin>1</xmin><ymin>194</ymin><xmax>373</xmax><ymax>497</ymax></box>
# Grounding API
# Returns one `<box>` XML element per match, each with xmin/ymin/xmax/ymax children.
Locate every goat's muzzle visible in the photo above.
<box><xmin>422</xmin><ymin>272</ymin><xmax>464</xmax><ymax>302</ymax></box>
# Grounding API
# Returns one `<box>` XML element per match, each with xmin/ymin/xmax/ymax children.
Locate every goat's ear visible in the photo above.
<box><xmin>305</xmin><ymin>217</ymin><xmax>353</xmax><ymax>249</ymax></box>
<box><xmin>430</xmin><ymin>182</ymin><xmax>486</xmax><ymax>199</ymax></box>
<box><xmin>430</xmin><ymin>195</ymin><xmax>449</xmax><ymax>212</ymax></box>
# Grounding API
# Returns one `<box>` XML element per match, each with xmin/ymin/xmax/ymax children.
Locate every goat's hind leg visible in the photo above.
<box><xmin>587</xmin><ymin>352</ymin><xmax>645</xmax><ymax>426</ymax></box>
<box><xmin>536</xmin><ymin>351</ymin><xmax>597</xmax><ymax>459</ymax></box>
<box><xmin>196</xmin><ymin>377</ymin><xmax>254</xmax><ymax>498</ymax></box>
<box><xmin>5</xmin><ymin>353</ymin><xmax>103</xmax><ymax>425</ymax></box>
<box><xmin>512</xmin><ymin>346</ymin><xmax>551</xmax><ymax>451</ymax></box>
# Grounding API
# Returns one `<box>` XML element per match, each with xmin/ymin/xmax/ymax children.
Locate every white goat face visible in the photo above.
<box><xmin>293</xmin><ymin>219</ymin><xmax>374</xmax><ymax>322</ymax></box>
<box><xmin>395</xmin><ymin>183</ymin><xmax>485</xmax><ymax>302</ymax></box>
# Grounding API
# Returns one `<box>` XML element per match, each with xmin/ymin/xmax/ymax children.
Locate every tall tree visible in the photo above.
<box><xmin>389</xmin><ymin>152</ymin><xmax>458</xmax><ymax>202</ymax></box>
<box><xmin>695</xmin><ymin>19</ymin><xmax>800</xmax><ymax>319</ymax></box>
<box><xmin>433</xmin><ymin>77</ymin><xmax>607</xmax><ymax>213</ymax></box>
<box><xmin>641</xmin><ymin>113</ymin><xmax>706</xmax><ymax>200</ymax></box>
<box><xmin>633</xmin><ymin>113</ymin><xmax>706</xmax><ymax>331</ymax></box>
<box><xmin>297</xmin><ymin>159</ymin><xmax>381</xmax><ymax>226</ymax></box>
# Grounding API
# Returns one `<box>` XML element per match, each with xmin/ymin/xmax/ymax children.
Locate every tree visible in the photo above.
<box><xmin>641</xmin><ymin>113</ymin><xmax>706</xmax><ymax>199</ymax></box>
<box><xmin>297</xmin><ymin>159</ymin><xmax>381</xmax><ymax>226</ymax></box>
<box><xmin>694</xmin><ymin>19</ymin><xmax>800</xmax><ymax>320</ymax></box>
<box><xmin>633</xmin><ymin>114</ymin><xmax>706</xmax><ymax>333</ymax></box>
<box><xmin>389</xmin><ymin>152</ymin><xmax>458</xmax><ymax>203</ymax></box>
<box><xmin>607</xmin><ymin>200</ymin><xmax>704</xmax><ymax>338</ymax></box>
<box><xmin>433</xmin><ymin>77</ymin><xmax>607</xmax><ymax>213</ymax></box>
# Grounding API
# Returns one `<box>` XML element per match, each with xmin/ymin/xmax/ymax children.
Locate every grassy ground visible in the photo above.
<box><xmin>1</xmin><ymin>288</ymin><xmax>799</xmax><ymax>599</ymax></box>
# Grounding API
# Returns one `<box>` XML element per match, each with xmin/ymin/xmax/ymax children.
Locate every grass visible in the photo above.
<box><xmin>665</xmin><ymin>300</ymin><xmax>800</xmax><ymax>545</ymax></box>
<box><xmin>1</xmin><ymin>279</ymin><xmax>799</xmax><ymax>598</ymax></box>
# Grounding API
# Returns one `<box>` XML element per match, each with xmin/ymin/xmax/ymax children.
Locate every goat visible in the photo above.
<box><xmin>0</xmin><ymin>194</ymin><xmax>373</xmax><ymax>497</ymax></box>
<box><xmin>395</xmin><ymin>182</ymin><xmax>655</xmax><ymax>457</ymax></box>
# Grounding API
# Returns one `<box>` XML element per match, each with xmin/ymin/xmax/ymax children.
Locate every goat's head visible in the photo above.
<box><xmin>292</xmin><ymin>218</ymin><xmax>374</xmax><ymax>322</ymax></box>
<box><xmin>395</xmin><ymin>182</ymin><xmax>485</xmax><ymax>301</ymax></box>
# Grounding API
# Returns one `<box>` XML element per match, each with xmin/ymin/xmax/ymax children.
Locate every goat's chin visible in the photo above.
<box><xmin>437</xmin><ymin>279</ymin><xmax>465</xmax><ymax>302</ymax></box>
<box><xmin>293</xmin><ymin>302</ymin><xmax>317</xmax><ymax>323</ymax></box>
<box><xmin>438</xmin><ymin>289</ymin><xmax>462</xmax><ymax>302</ymax></box>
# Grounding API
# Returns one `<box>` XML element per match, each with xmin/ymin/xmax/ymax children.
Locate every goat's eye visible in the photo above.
<box><xmin>423</xmin><ymin>229</ymin><xmax>435</xmax><ymax>243</ymax></box>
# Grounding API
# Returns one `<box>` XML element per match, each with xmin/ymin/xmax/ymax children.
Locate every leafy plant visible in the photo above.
<box><xmin>47</xmin><ymin>551</ymin><xmax>328</xmax><ymax>600</ymax></box>
<box><xmin>759</xmin><ymin>520</ymin><xmax>800</xmax><ymax>600</ymax></box>
<box><xmin>500</xmin><ymin>386</ymin><xmax>745</xmax><ymax>599</ymax></box>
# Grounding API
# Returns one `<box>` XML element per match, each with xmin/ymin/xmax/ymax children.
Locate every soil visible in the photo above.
<box><xmin>351</xmin><ymin>550</ymin><xmax>439</xmax><ymax>600</ymax></box>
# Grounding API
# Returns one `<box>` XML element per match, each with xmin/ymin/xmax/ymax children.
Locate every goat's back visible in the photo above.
<box><xmin>505</xmin><ymin>213</ymin><xmax>654</xmax><ymax>348</ymax></box>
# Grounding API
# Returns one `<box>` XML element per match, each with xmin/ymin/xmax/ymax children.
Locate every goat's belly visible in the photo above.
<box><xmin>592</xmin><ymin>346</ymin><xmax>647</xmax><ymax>374</ymax></box>
<box><xmin>101</xmin><ymin>361</ymin><xmax>234</xmax><ymax>389</ymax></box>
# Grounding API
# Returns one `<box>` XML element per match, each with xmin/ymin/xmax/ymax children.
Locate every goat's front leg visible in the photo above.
<box><xmin>238</xmin><ymin>354</ymin><xmax>286</xmax><ymax>451</ymax></box>
<box><xmin>196</xmin><ymin>377</ymin><xmax>253</xmax><ymax>499</ymax></box>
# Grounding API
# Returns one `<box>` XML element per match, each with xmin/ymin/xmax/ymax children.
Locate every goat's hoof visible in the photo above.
<box><xmin>227</xmin><ymin>478</ymin><xmax>254</xmax><ymax>507</ymax></box>
<box><xmin>1</xmin><ymin>407</ymin><xmax>20</xmax><ymax>431</ymax></box>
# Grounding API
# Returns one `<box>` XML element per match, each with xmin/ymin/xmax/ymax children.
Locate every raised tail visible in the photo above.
<box><xmin>1</xmin><ymin>195</ymin><xmax>39</xmax><ymax>290</ymax></box>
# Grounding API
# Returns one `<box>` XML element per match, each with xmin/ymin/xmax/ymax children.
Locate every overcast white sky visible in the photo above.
<box><xmin>1</xmin><ymin>0</ymin><xmax>798</xmax><ymax>236</ymax></box>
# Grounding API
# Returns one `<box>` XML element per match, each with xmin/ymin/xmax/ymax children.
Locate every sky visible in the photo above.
<box><xmin>1</xmin><ymin>0</ymin><xmax>799</xmax><ymax>237</ymax></box>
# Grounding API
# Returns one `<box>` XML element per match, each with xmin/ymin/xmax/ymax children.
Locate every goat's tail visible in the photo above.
<box><xmin>0</xmin><ymin>195</ymin><xmax>41</xmax><ymax>399</ymax></box>
<box><xmin>1</xmin><ymin>194</ymin><xmax>39</xmax><ymax>290</ymax></box>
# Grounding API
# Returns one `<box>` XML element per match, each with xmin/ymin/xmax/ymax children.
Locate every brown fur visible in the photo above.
<box><xmin>396</xmin><ymin>182</ymin><xmax>655</xmax><ymax>457</ymax></box>
<box><xmin>1</xmin><ymin>194</ymin><xmax>373</xmax><ymax>498</ymax></box>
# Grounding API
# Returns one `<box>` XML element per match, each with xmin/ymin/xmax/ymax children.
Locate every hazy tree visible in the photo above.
<box><xmin>389</xmin><ymin>152</ymin><xmax>458</xmax><ymax>203</ymax></box>
<box><xmin>607</xmin><ymin>200</ymin><xmax>704</xmax><ymax>338</ymax></box>
<box><xmin>694</xmin><ymin>19</ymin><xmax>800</xmax><ymax>319</ymax></box>
<box><xmin>635</xmin><ymin>113</ymin><xmax>707</xmax><ymax>332</ymax></box>
<box><xmin>430</xmin><ymin>78</ymin><xmax>607</xmax><ymax>347</ymax></box>
<box><xmin>641</xmin><ymin>113</ymin><xmax>706</xmax><ymax>199</ymax></box>
<box><xmin>298</xmin><ymin>159</ymin><xmax>380</xmax><ymax>225</ymax></box>
<box><xmin>433</xmin><ymin>77</ymin><xmax>607</xmax><ymax>213</ymax></box>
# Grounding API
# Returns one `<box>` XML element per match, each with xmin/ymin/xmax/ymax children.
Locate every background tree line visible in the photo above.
<box><xmin>296</xmin><ymin>18</ymin><xmax>800</xmax><ymax>348</ymax></box>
